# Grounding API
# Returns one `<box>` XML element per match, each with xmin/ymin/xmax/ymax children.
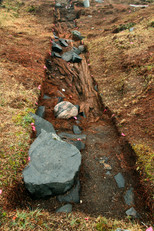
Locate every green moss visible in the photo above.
<box><xmin>12</xmin><ymin>108</ymin><xmax>35</xmax><ymax>128</ymax></box>
<box><xmin>132</xmin><ymin>143</ymin><xmax>154</xmax><ymax>182</ymax></box>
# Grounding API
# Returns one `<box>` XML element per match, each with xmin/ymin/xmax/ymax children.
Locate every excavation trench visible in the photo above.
<box><xmin>6</xmin><ymin>0</ymin><xmax>149</xmax><ymax>221</ymax></box>
<box><xmin>29</xmin><ymin>0</ymin><xmax>149</xmax><ymax>220</ymax></box>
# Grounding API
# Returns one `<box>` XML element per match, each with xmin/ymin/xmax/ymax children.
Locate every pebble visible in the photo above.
<box><xmin>103</xmin><ymin>163</ymin><xmax>112</xmax><ymax>170</ymax></box>
<box><xmin>126</xmin><ymin>207</ymin><xmax>137</xmax><ymax>217</ymax></box>
<box><xmin>56</xmin><ymin>204</ymin><xmax>72</xmax><ymax>213</ymax></box>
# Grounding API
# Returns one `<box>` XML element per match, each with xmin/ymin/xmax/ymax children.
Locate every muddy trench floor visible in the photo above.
<box><xmin>5</xmin><ymin>0</ymin><xmax>151</xmax><ymax>221</ymax></box>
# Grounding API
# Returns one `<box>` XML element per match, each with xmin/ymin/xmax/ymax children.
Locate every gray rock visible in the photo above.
<box><xmin>62</xmin><ymin>51</ymin><xmax>73</xmax><ymax>62</ymax></box>
<box><xmin>43</xmin><ymin>94</ymin><xmax>51</xmax><ymax>99</ymax></box>
<box><xmin>54</xmin><ymin>101</ymin><xmax>78</xmax><ymax>119</ymax></box>
<box><xmin>75</xmin><ymin>105</ymin><xmax>80</xmax><ymax>112</ymax></box>
<box><xmin>105</xmin><ymin>171</ymin><xmax>111</xmax><ymax>176</ymax></box>
<box><xmin>23</xmin><ymin>130</ymin><xmax>81</xmax><ymax>198</ymax></box>
<box><xmin>57</xmin><ymin>180</ymin><xmax>80</xmax><ymax>203</ymax></box>
<box><xmin>56</xmin><ymin>204</ymin><xmax>72</xmax><ymax>213</ymax></box>
<box><xmin>36</xmin><ymin>106</ymin><xmax>45</xmax><ymax>118</ymax></box>
<box><xmin>59</xmin><ymin>38</ymin><xmax>68</xmax><ymax>47</ymax></box>
<box><xmin>114</xmin><ymin>173</ymin><xmax>125</xmax><ymax>188</ymax></box>
<box><xmin>72</xmin><ymin>53</ymin><xmax>82</xmax><ymax>63</ymax></box>
<box><xmin>72</xmin><ymin>30</ymin><xmax>84</xmax><ymax>41</ymax></box>
<box><xmin>51</xmin><ymin>52</ymin><xmax>61</xmax><ymax>58</ymax></box>
<box><xmin>94</xmin><ymin>85</ymin><xmax>98</xmax><ymax>92</ymax></box>
<box><xmin>78</xmin><ymin>45</ymin><xmax>85</xmax><ymax>53</ymax></box>
<box><xmin>58</xmin><ymin>132</ymin><xmax>87</xmax><ymax>140</ymax></box>
<box><xmin>30</xmin><ymin>113</ymin><xmax>56</xmax><ymax>137</ymax></box>
<box><xmin>69</xmin><ymin>140</ymin><xmax>85</xmax><ymax>151</ymax></box>
<box><xmin>72</xmin><ymin>47</ymin><xmax>81</xmax><ymax>55</ymax></box>
<box><xmin>126</xmin><ymin>207</ymin><xmax>137</xmax><ymax>217</ymax></box>
<box><xmin>58</xmin><ymin>97</ymin><xmax>63</xmax><ymax>103</ymax></box>
<box><xmin>73</xmin><ymin>125</ymin><xmax>82</xmax><ymax>135</ymax></box>
<box><xmin>124</xmin><ymin>187</ymin><xmax>134</xmax><ymax>205</ymax></box>
<box><xmin>52</xmin><ymin>41</ymin><xmax>62</xmax><ymax>53</ymax></box>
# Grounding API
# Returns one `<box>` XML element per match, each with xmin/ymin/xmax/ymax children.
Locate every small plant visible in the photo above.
<box><xmin>27</xmin><ymin>5</ymin><xmax>36</xmax><ymax>13</ymax></box>
<box><xmin>113</xmin><ymin>22</ymin><xmax>136</xmax><ymax>33</ymax></box>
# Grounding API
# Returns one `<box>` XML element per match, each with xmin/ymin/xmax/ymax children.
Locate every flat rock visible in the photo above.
<box><xmin>124</xmin><ymin>187</ymin><xmax>134</xmax><ymax>205</ymax></box>
<box><xmin>36</xmin><ymin>106</ymin><xmax>45</xmax><ymax>118</ymax></box>
<box><xmin>57</xmin><ymin>180</ymin><xmax>80</xmax><ymax>203</ymax></box>
<box><xmin>114</xmin><ymin>172</ymin><xmax>125</xmax><ymax>188</ymax></box>
<box><xmin>58</xmin><ymin>132</ymin><xmax>87</xmax><ymax>140</ymax></box>
<box><xmin>78</xmin><ymin>45</ymin><xmax>85</xmax><ymax>52</ymax></box>
<box><xmin>43</xmin><ymin>95</ymin><xmax>51</xmax><ymax>99</ymax></box>
<box><xmin>68</xmin><ymin>140</ymin><xmax>85</xmax><ymax>151</ymax></box>
<box><xmin>56</xmin><ymin>204</ymin><xmax>72</xmax><ymax>213</ymax></box>
<box><xmin>30</xmin><ymin>113</ymin><xmax>56</xmax><ymax>137</ymax></box>
<box><xmin>59</xmin><ymin>38</ymin><xmax>68</xmax><ymax>47</ymax></box>
<box><xmin>23</xmin><ymin>130</ymin><xmax>81</xmax><ymax>198</ymax></box>
<box><xmin>73</xmin><ymin>125</ymin><xmax>82</xmax><ymax>135</ymax></box>
<box><xmin>72</xmin><ymin>30</ymin><xmax>84</xmax><ymax>41</ymax></box>
<box><xmin>126</xmin><ymin>207</ymin><xmax>137</xmax><ymax>217</ymax></box>
<box><xmin>52</xmin><ymin>41</ymin><xmax>62</xmax><ymax>53</ymax></box>
<box><xmin>62</xmin><ymin>51</ymin><xmax>73</xmax><ymax>62</ymax></box>
<box><xmin>51</xmin><ymin>52</ymin><xmax>61</xmax><ymax>58</ymax></box>
<box><xmin>72</xmin><ymin>47</ymin><xmax>81</xmax><ymax>55</ymax></box>
<box><xmin>54</xmin><ymin>101</ymin><xmax>78</xmax><ymax>119</ymax></box>
<box><xmin>72</xmin><ymin>53</ymin><xmax>82</xmax><ymax>63</ymax></box>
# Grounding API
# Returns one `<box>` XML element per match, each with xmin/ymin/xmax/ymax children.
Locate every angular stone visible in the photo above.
<box><xmin>52</xmin><ymin>41</ymin><xmax>62</xmax><ymax>53</ymax></box>
<box><xmin>30</xmin><ymin>113</ymin><xmax>56</xmax><ymax>137</ymax></box>
<box><xmin>78</xmin><ymin>45</ymin><xmax>85</xmax><ymax>53</ymax></box>
<box><xmin>72</xmin><ymin>46</ymin><xmax>81</xmax><ymax>55</ymax></box>
<box><xmin>73</xmin><ymin>125</ymin><xmax>82</xmax><ymax>135</ymax></box>
<box><xmin>126</xmin><ymin>207</ymin><xmax>137</xmax><ymax>217</ymax></box>
<box><xmin>72</xmin><ymin>30</ymin><xmax>84</xmax><ymax>41</ymax></box>
<box><xmin>23</xmin><ymin>130</ymin><xmax>81</xmax><ymax>198</ymax></box>
<box><xmin>114</xmin><ymin>173</ymin><xmax>125</xmax><ymax>188</ymax></box>
<box><xmin>51</xmin><ymin>52</ymin><xmax>61</xmax><ymax>58</ymax></box>
<box><xmin>58</xmin><ymin>132</ymin><xmax>87</xmax><ymax>140</ymax></box>
<box><xmin>59</xmin><ymin>38</ymin><xmax>68</xmax><ymax>47</ymax></box>
<box><xmin>69</xmin><ymin>140</ymin><xmax>85</xmax><ymax>151</ymax></box>
<box><xmin>54</xmin><ymin>101</ymin><xmax>78</xmax><ymax>119</ymax></box>
<box><xmin>72</xmin><ymin>53</ymin><xmax>82</xmax><ymax>63</ymax></box>
<box><xmin>43</xmin><ymin>95</ymin><xmax>51</xmax><ymax>99</ymax></box>
<box><xmin>105</xmin><ymin>171</ymin><xmax>111</xmax><ymax>176</ymax></box>
<box><xmin>56</xmin><ymin>204</ymin><xmax>72</xmax><ymax>213</ymax></box>
<box><xmin>57</xmin><ymin>180</ymin><xmax>80</xmax><ymax>203</ymax></box>
<box><xmin>124</xmin><ymin>187</ymin><xmax>134</xmax><ymax>205</ymax></box>
<box><xmin>62</xmin><ymin>51</ymin><xmax>73</xmax><ymax>62</ymax></box>
<box><xmin>36</xmin><ymin>106</ymin><xmax>45</xmax><ymax>118</ymax></box>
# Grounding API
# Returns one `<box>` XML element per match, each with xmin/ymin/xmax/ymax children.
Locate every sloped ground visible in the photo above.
<box><xmin>0</xmin><ymin>0</ymin><xmax>153</xmax><ymax>230</ymax></box>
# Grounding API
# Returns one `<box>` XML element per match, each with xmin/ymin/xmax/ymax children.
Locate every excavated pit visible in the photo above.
<box><xmin>5</xmin><ymin>0</ymin><xmax>151</xmax><ymax>221</ymax></box>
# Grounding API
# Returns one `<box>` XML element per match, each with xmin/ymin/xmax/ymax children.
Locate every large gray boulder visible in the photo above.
<box><xmin>23</xmin><ymin>130</ymin><xmax>81</xmax><ymax>198</ymax></box>
<box><xmin>54</xmin><ymin>101</ymin><xmax>78</xmax><ymax>119</ymax></box>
